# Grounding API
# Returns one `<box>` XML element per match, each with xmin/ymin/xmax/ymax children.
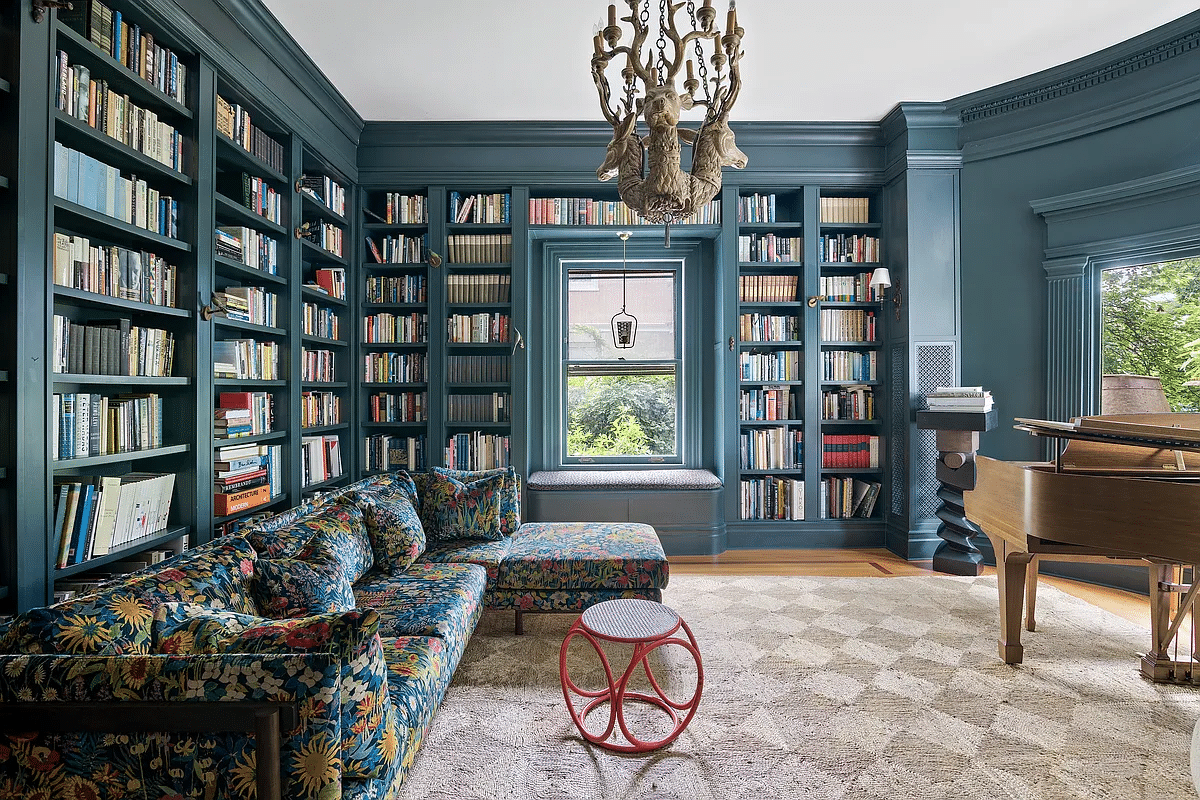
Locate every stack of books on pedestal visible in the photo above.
<box><xmin>925</xmin><ymin>386</ymin><xmax>993</xmax><ymax>412</ymax></box>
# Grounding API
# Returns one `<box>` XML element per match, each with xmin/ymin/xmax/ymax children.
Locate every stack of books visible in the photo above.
<box><xmin>925</xmin><ymin>386</ymin><xmax>994</xmax><ymax>412</ymax></box>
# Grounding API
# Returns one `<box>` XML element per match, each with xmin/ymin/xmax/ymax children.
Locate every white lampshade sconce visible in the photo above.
<box><xmin>870</xmin><ymin>267</ymin><xmax>901</xmax><ymax>321</ymax></box>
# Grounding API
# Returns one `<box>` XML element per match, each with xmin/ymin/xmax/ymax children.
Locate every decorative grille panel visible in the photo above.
<box><xmin>889</xmin><ymin>344</ymin><xmax>907</xmax><ymax>516</ymax></box>
<box><xmin>915</xmin><ymin>344</ymin><xmax>955</xmax><ymax>519</ymax></box>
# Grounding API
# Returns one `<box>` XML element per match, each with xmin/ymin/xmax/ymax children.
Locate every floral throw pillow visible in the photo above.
<box><xmin>152</xmin><ymin>604</ymin><xmax>395</xmax><ymax>780</ymax></box>
<box><xmin>267</xmin><ymin>499</ymin><xmax>374</xmax><ymax>583</ymax></box>
<box><xmin>250</xmin><ymin>547</ymin><xmax>356</xmax><ymax>618</ymax></box>
<box><xmin>423</xmin><ymin>467</ymin><xmax>520</xmax><ymax>542</ymax></box>
<box><xmin>346</xmin><ymin>477</ymin><xmax>426</xmax><ymax>575</ymax></box>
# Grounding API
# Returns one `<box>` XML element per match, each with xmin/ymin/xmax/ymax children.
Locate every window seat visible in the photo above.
<box><xmin>526</xmin><ymin>470</ymin><xmax>723</xmax><ymax>556</ymax></box>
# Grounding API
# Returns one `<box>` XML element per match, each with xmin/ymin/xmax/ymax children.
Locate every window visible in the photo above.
<box><xmin>563</xmin><ymin>265</ymin><xmax>681</xmax><ymax>463</ymax></box>
<box><xmin>1101</xmin><ymin>258</ymin><xmax>1200</xmax><ymax>412</ymax></box>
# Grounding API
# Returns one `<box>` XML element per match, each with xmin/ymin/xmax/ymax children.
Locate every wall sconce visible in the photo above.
<box><xmin>870</xmin><ymin>267</ymin><xmax>902</xmax><ymax>321</ymax></box>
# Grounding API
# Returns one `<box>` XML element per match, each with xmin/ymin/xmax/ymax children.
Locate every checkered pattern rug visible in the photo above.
<box><xmin>398</xmin><ymin>574</ymin><xmax>1200</xmax><ymax>799</ymax></box>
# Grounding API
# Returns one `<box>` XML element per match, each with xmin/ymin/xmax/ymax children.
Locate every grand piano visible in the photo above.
<box><xmin>962</xmin><ymin>412</ymin><xmax>1200</xmax><ymax>682</ymax></box>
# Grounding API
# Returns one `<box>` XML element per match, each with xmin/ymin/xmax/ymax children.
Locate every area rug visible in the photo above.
<box><xmin>397</xmin><ymin>574</ymin><xmax>1200</xmax><ymax>800</ymax></box>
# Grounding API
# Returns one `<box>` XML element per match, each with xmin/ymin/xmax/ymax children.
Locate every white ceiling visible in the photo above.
<box><xmin>257</xmin><ymin>1</ymin><xmax>1199</xmax><ymax>123</ymax></box>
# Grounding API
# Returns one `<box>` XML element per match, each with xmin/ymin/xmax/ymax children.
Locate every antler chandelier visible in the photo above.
<box><xmin>591</xmin><ymin>0</ymin><xmax>746</xmax><ymax>243</ymax></box>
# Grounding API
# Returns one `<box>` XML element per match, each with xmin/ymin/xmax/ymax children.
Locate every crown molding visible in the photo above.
<box><xmin>1031</xmin><ymin>164</ymin><xmax>1200</xmax><ymax>220</ymax></box>
<box><xmin>1042</xmin><ymin>222</ymin><xmax>1200</xmax><ymax>266</ymax></box>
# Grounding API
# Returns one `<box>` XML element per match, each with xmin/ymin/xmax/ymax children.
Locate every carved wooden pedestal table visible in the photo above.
<box><xmin>917</xmin><ymin>409</ymin><xmax>998</xmax><ymax>576</ymax></box>
<box><xmin>559</xmin><ymin>598</ymin><xmax>702</xmax><ymax>753</ymax></box>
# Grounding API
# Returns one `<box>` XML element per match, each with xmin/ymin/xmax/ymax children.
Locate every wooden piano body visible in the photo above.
<box><xmin>962</xmin><ymin>413</ymin><xmax>1200</xmax><ymax>682</ymax></box>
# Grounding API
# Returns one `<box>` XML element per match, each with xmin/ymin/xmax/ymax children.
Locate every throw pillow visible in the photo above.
<box><xmin>251</xmin><ymin>547</ymin><xmax>356</xmax><ymax>618</ymax></box>
<box><xmin>153</xmin><ymin>604</ymin><xmax>395</xmax><ymax>780</ymax></box>
<box><xmin>345</xmin><ymin>476</ymin><xmax>426</xmax><ymax>575</ymax></box>
<box><xmin>423</xmin><ymin>467</ymin><xmax>520</xmax><ymax>542</ymax></box>
<box><xmin>249</xmin><ymin>499</ymin><xmax>374</xmax><ymax>582</ymax></box>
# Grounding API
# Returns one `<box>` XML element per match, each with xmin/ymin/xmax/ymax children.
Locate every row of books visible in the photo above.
<box><xmin>740</xmin><ymin>477</ymin><xmax>804</xmax><ymax>521</ymax></box>
<box><xmin>527</xmin><ymin>197</ymin><xmax>720</xmax><ymax>226</ymax></box>
<box><xmin>447</xmin><ymin>234</ymin><xmax>512</xmax><ymax>265</ymax></box>
<box><xmin>819</xmin><ymin>234</ymin><xmax>879</xmax><ymax>264</ymax></box>
<box><xmin>52</xmin><ymin>315</ymin><xmax>174</xmax><ymax>377</ymax></box>
<box><xmin>739</xmin><ymin>313</ymin><xmax>800</xmax><ymax>343</ymax></box>
<box><xmin>445</xmin><ymin>431</ymin><xmax>510</xmax><ymax>471</ymax></box>
<box><xmin>57</xmin><ymin>54</ymin><xmax>184</xmax><ymax>173</ymax></box>
<box><xmin>365</xmin><ymin>433</ymin><xmax>427</xmax><ymax>472</ymax></box>
<box><xmin>302</xmin><ymin>348</ymin><xmax>336</xmax><ymax>383</ymax></box>
<box><xmin>925</xmin><ymin>386</ymin><xmax>994</xmax><ymax>412</ymax></box>
<box><xmin>310</xmin><ymin>267</ymin><xmax>346</xmax><ymax>300</ymax></box>
<box><xmin>53</xmin><ymin>392</ymin><xmax>162</xmax><ymax>461</ymax></box>
<box><xmin>215</xmin><ymin>226</ymin><xmax>279</xmax><ymax>274</ymax></box>
<box><xmin>820</xmin><ymin>435</ymin><xmax>881</xmax><ymax>468</ymax></box>
<box><xmin>54</xmin><ymin>143</ymin><xmax>179</xmax><ymax>239</ymax></box>
<box><xmin>740</xmin><ymin>427</ymin><xmax>803</xmax><ymax>470</ymax></box>
<box><xmin>366</xmin><ymin>234</ymin><xmax>425</xmax><ymax>264</ymax></box>
<box><xmin>448</xmin><ymin>313</ymin><xmax>510</xmax><ymax>344</ymax></box>
<box><xmin>447</xmin><ymin>273</ymin><xmax>511</xmax><ymax>304</ymax></box>
<box><xmin>370</xmin><ymin>193</ymin><xmax>427</xmax><ymax>224</ymax></box>
<box><xmin>448</xmin><ymin>393</ymin><xmax>511</xmax><ymax>423</ymax></box>
<box><xmin>738</xmin><ymin>234</ymin><xmax>802</xmax><ymax>263</ymax></box>
<box><xmin>302</xmin><ymin>302</ymin><xmax>339</xmax><ymax>339</ymax></box>
<box><xmin>739</xmin><ymin>274</ymin><xmax>798</xmax><ymax>303</ymax></box>
<box><xmin>60</xmin><ymin>2</ymin><xmax>188</xmax><ymax>105</ymax></box>
<box><xmin>299</xmin><ymin>220</ymin><xmax>344</xmax><ymax>258</ymax></box>
<box><xmin>215</xmin><ymin>391</ymin><xmax>273</xmax><ymax>439</ymax></box>
<box><xmin>363</xmin><ymin>352</ymin><xmax>427</xmax><ymax>384</ymax></box>
<box><xmin>301</xmin><ymin>391</ymin><xmax>340</xmax><ymax>428</ymax></box>
<box><xmin>366</xmin><ymin>275</ymin><xmax>426</xmax><ymax>304</ymax></box>
<box><xmin>214</xmin><ymin>442</ymin><xmax>282</xmax><ymax>516</ymax></box>
<box><xmin>215</xmin><ymin>95</ymin><xmax>285</xmax><ymax>174</ymax></box>
<box><xmin>218</xmin><ymin>170</ymin><xmax>284</xmax><ymax>226</ymax></box>
<box><xmin>820</xmin><ymin>309</ymin><xmax>877</xmax><ymax>342</ymax></box>
<box><xmin>299</xmin><ymin>174</ymin><xmax>346</xmax><ymax>217</ymax></box>
<box><xmin>738</xmin><ymin>350</ymin><xmax>801</xmax><ymax>382</ymax></box>
<box><xmin>820</xmin><ymin>476</ymin><xmax>880</xmax><ymax>519</ymax></box>
<box><xmin>52</xmin><ymin>233</ymin><xmax>178</xmax><ymax>308</ymax></box>
<box><xmin>217</xmin><ymin>285</ymin><xmax>277</xmax><ymax>327</ymax></box>
<box><xmin>53</xmin><ymin>472</ymin><xmax>176</xmax><ymax>568</ymax></box>
<box><xmin>363</xmin><ymin>312</ymin><xmax>428</xmax><ymax>344</ymax></box>
<box><xmin>820</xmin><ymin>197</ymin><xmax>870</xmax><ymax>224</ymax></box>
<box><xmin>822</xmin><ymin>350</ymin><xmax>878</xmax><ymax>383</ymax></box>
<box><xmin>450</xmin><ymin>191</ymin><xmax>511</xmax><ymax>224</ymax></box>
<box><xmin>737</xmin><ymin>193</ymin><xmax>782</xmax><ymax>224</ymax></box>
<box><xmin>447</xmin><ymin>355</ymin><xmax>510</xmax><ymax>384</ymax></box>
<box><xmin>822</xmin><ymin>386</ymin><xmax>875</xmax><ymax>421</ymax></box>
<box><xmin>739</xmin><ymin>387</ymin><xmax>799</xmax><ymax>422</ymax></box>
<box><xmin>369</xmin><ymin>392</ymin><xmax>426</xmax><ymax>423</ymax></box>
<box><xmin>819</xmin><ymin>273</ymin><xmax>879</xmax><ymax>302</ymax></box>
<box><xmin>54</xmin><ymin>546</ymin><xmax>178</xmax><ymax>599</ymax></box>
<box><xmin>213</xmin><ymin>338</ymin><xmax>279</xmax><ymax>380</ymax></box>
<box><xmin>301</xmin><ymin>434</ymin><xmax>343</xmax><ymax>487</ymax></box>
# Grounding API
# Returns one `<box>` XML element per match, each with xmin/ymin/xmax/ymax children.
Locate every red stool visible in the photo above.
<box><xmin>559</xmin><ymin>598</ymin><xmax>702</xmax><ymax>753</ymax></box>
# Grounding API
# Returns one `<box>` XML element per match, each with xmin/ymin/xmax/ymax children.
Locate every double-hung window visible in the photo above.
<box><xmin>562</xmin><ymin>262</ymin><xmax>682</xmax><ymax>464</ymax></box>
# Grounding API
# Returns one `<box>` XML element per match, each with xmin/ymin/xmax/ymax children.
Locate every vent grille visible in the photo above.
<box><xmin>889</xmin><ymin>344</ymin><xmax>907</xmax><ymax>517</ymax></box>
<box><xmin>915</xmin><ymin>344</ymin><xmax>955</xmax><ymax>519</ymax></box>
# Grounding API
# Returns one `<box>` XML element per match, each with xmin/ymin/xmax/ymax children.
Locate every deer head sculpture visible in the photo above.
<box><xmin>592</xmin><ymin>0</ymin><xmax>746</xmax><ymax>230</ymax></box>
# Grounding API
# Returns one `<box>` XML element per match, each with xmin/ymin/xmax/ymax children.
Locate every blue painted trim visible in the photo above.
<box><xmin>1031</xmin><ymin>165</ymin><xmax>1200</xmax><ymax>220</ymax></box>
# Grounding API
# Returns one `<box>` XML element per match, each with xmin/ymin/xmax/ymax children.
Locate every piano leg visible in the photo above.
<box><xmin>1025</xmin><ymin>556</ymin><xmax>1039</xmax><ymax>632</ymax></box>
<box><xmin>1141</xmin><ymin>562</ymin><xmax>1200</xmax><ymax>683</ymax></box>
<box><xmin>988</xmin><ymin>532</ymin><xmax>1034</xmax><ymax>664</ymax></box>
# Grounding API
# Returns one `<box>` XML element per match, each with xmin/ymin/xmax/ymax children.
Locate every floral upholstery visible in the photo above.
<box><xmin>418</xmin><ymin>536</ymin><xmax>513</xmax><ymax>585</ymax></box>
<box><xmin>422</xmin><ymin>467</ymin><xmax>521</xmax><ymax>541</ymax></box>
<box><xmin>153</xmin><ymin>604</ymin><xmax>396</xmax><ymax>781</ymax></box>
<box><xmin>497</xmin><ymin>522</ymin><xmax>669</xmax><ymax>590</ymax></box>
<box><xmin>346</xmin><ymin>474</ymin><xmax>427</xmax><ymax>575</ymax></box>
<box><xmin>486</xmin><ymin>586</ymin><xmax>664</xmax><ymax>611</ymax></box>
<box><xmin>251</xmin><ymin>549</ymin><xmax>357</xmax><ymax>617</ymax></box>
<box><xmin>240</xmin><ymin>495</ymin><xmax>332</xmax><ymax>553</ymax></box>
<box><xmin>0</xmin><ymin>651</ymin><xmax>344</xmax><ymax>800</ymax></box>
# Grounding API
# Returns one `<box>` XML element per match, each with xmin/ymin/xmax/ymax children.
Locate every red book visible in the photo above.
<box><xmin>366</xmin><ymin>236</ymin><xmax>383</xmax><ymax>263</ymax></box>
<box><xmin>219</xmin><ymin>392</ymin><xmax>255</xmax><ymax>409</ymax></box>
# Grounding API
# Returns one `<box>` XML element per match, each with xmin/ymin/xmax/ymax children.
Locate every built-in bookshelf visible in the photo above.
<box><xmin>361</xmin><ymin>188</ymin><xmax>431</xmax><ymax>474</ymax></box>
<box><xmin>445</xmin><ymin>189</ymin><xmax>512</xmax><ymax>470</ymax></box>
<box><xmin>46</xmin><ymin>4</ymin><xmax>197</xmax><ymax>594</ymax></box>
<box><xmin>528</xmin><ymin>194</ymin><xmax>721</xmax><ymax>226</ymax></box>
<box><xmin>817</xmin><ymin>190</ymin><xmax>884</xmax><ymax>520</ymax></box>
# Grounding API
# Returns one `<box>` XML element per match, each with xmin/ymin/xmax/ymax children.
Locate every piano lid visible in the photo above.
<box><xmin>1016</xmin><ymin>413</ymin><xmax>1200</xmax><ymax>477</ymax></box>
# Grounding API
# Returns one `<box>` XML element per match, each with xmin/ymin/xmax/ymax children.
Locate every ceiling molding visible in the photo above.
<box><xmin>1031</xmin><ymin>164</ymin><xmax>1200</xmax><ymax>219</ymax></box>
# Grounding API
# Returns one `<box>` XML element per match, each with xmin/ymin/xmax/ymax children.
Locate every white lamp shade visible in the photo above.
<box><xmin>869</xmin><ymin>268</ymin><xmax>892</xmax><ymax>289</ymax></box>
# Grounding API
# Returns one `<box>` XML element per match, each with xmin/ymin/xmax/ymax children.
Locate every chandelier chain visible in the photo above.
<box><xmin>687</xmin><ymin>0</ymin><xmax>712</xmax><ymax>105</ymax></box>
<box><xmin>656</xmin><ymin>0</ymin><xmax>669</xmax><ymax>83</ymax></box>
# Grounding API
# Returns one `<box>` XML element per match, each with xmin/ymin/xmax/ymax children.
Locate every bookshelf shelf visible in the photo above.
<box><xmin>301</xmin><ymin>423</ymin><xmax>349</xmax><ymax>434</ymax></box>
<box><xmin>54</xmin><ymin>23</ymin><xmax>193</xmax><ymax>120</ymax></box>
<box><xmin>302</xmin><ymin>381</ymin><xmax>348</xmax><ymax>389</ymax></box>
<box><xmin>301</xmin><ymin>286</ymin><xmax>347</xmax><ymax>306</ymax></box>
<box><xmin>54</xmin><ymin>199</ymin><xmax>191</xmax><ymax>252</ymax></box>
<box><xmin>740</xmin><ymin>339</ymin><xmax>804</xmax><ymax>347</ymax></box>
<box><xmin>52</xmin><ymin>286</ymin><xmax>191</xmax><ymax>317</ymax></box>
<box><xmin>446</xmin><ymin>382</ymin><xmax>508</xmax><ymax>390</ymax></box>
<box><xmin>820</xmin><ymin>262</ymin><xmax>883</xmax><ymax>270</ymax></box>
<box><xmin>303</xmin><ymin>475</ymin><xmax>346</xmax><ymax>492</ymax></box>
<box><xmin>213</xmin><ymin>378</ymin><xmax>287</xmax><ymax>388</ymax></box>
<box><xmin>213</xmin><ymin>317</ymin><xmax>286</xmax><ymax>337</ymax></box>
<box><xmin>740</xmin><ymin>418</ymin><xmax>804</xmax><ymax>426</ymax></box>
<box><xmin>819</xmin><ymin>221</ymin><xmax>882</xmax><ymax>231</ymax></box>
<box><xmin>362</xmin><ymin>302</ymin><xmax>426</xmax><ymax>311</ymax></box>
<box><xmin>361</xmin><ymin>341</ymin><xmax>427</xmax><ymax>349</ymax></box>
<box><xmin>360</xmin><ymin>420</ymin><xmax>426</xmax><ymax>429</ymax></box>
<box><xmin>820</xmin><ymin>380</ymin><xmax>882</xmax><ymax>387</ymax></box>
<box><xmin>299</xmin><ymin>237</ymin><xmax>348</xmax><ymax>266</ymax></box>
<box><xmin>738</xmin><ymin>222</ymin><xmax>804</xmax><ymax>231</ymax></box>
<box><xmin>446</xmin><ymin>421</ymin><xmax>510</xmax><ymax>430</ymax></box>
<box><xmin>363</xmin><ymin>222</ymin><xmax>426</xmax><ymax>232</ymax></box>
<box><xmin>214</xmin><ymin>256</ymin><xmax>287</xmax><ymax>286</ymax></box>
<box><xmin>300</xmin><ymin>191</ymin><xmax>348</xmax><ymax>226</ymax></box>
<box><xmin>302</xmin><ymin>334</ymin><xmax>347</xmax><ymax>348</ymax></box>
<box><xmin>739</xmin><ymin>379</ymin><xmax>804</xmax><ymax>386</ymax></box>
<box><xmin>54</xmin><ymin>525</ymin><xmax>190</xmax><ymax>579</ymax></box>
<box><xmin>52</xmin><ymin>374</ymin><xmax>190</xmax><ymax>386</ymax></box>
<box><xmin>740</xmin><ymin>469</ymin><xmax>804</xmax><ymax>477</ymax></box>
<box><xmin>362</xmin><ymin>382</ymin><xmax>427</xmax><ymax>389</ymax></box>
<box><xmin>821</xmin><ymin>340</ymin><xmax>880</xmax><ymax>347</ymax></box>
<box><xmin>214</xmin><ymin>193</ymin><xmax>287</xmax><ymax>236</ymax></box>
<box><xmin>212</xmin><ymin>430</ymin><xmax>287</xmax><ymax>447</ymax></box>
<box><xmin>54</xmin><ymin>111</ymin><xmax>191</xmax><ymax>186</ymax></box>
<box><xmin>215</xmin><ymin>134</ymin><xmax>287</xmax><ymax>184</ymax></box>
<box><xmin>53</xmin><ymin>444</ymin><xmax>191</xmax><ymax>469</ymax></box>
<box><xmin>446</xmin><ymin>341</ymin><xmax>511</xmax><ymax>348</ymax></box>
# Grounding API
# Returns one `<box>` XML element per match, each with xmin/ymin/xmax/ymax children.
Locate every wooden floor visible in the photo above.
<box><xmin>671</xmin><ymin>548</ymin><xmax>1150</xmax><ymax>625</ymax></box>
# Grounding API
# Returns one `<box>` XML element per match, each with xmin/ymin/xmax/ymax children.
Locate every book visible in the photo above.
<box><xmin>214</xmin><ymin>483</ymin><xmax>271</xmax><ymax>516</ymax></box>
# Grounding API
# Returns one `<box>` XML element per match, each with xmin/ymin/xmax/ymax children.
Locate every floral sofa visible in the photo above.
<box><xmin>0</xmin><ymin>467</ymin><xmax>668</xmax><ymax>799</ymax></box>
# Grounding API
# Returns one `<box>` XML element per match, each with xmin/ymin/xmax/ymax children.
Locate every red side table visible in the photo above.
<box><xmin>559</xmin><ymin>598</ymin><xmax>703</xmax><ymax>753</ymax></box>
